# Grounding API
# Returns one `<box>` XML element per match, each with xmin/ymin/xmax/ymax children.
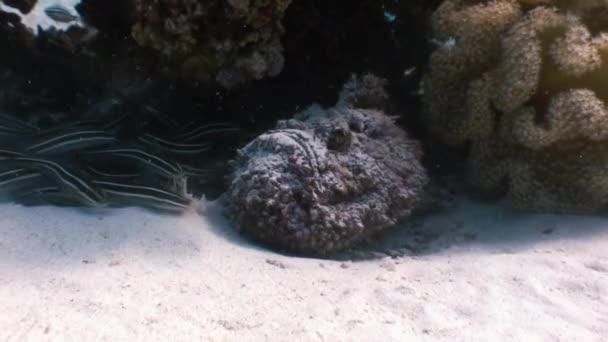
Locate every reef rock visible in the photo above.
<box><xmin>423</xmin><ymin>0</ymin><xmax>608</xmax><ymax>213</ymax></box>
<box><xmin>0</xmin><ymin>0</ymin><xmax>290</xmax><ymax>88</ymax></box>
<box><xmin>131</xmin><ymin>0</ymin><xmax>290</xmax><ymax>87</ymax></box>
<box><xmin>225</xmin><ymin>75</ymin><xmax>428</xmax><ymax>255</ymax></box>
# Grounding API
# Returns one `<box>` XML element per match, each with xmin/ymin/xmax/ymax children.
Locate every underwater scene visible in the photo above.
<box><xmin>1</xmin><ymin>0</ymin><xmax>607</xmax><ymax>340</ymax></box>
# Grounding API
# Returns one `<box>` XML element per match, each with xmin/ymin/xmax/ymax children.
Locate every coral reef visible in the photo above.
<box><xmin>423</xmin><ymin>0</ymin><xmax>608</xmax><ymax>213</ymax></box>
<box><xmin>0</xmin><ymin>0</ymin><xmax>440</xmax><ymax>121</ymax></box>
<box><xmin>131</xmin><ymin>0</ymin><xmax>290</xmax><ymax>87</ymax></box>
<box><xmin>225</xmin><ymin>75</ymin><xmax>428</xmax><ymax>255</ymax></box>
<box><xmin>1</xmin><ymin>0</ymin><xmax>291</xmax><ymax>88</ymax></box>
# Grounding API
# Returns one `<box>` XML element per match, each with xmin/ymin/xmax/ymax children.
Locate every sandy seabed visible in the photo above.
<box><xmin>0</xmin><ymin>198</ymin><xmax>607</xmax><ymax>341</ymax></box>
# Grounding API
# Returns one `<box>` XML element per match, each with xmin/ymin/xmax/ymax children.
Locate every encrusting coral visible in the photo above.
<box><xmin>225</xmin><ymin>75</ymin><xmax>428</xmax><ymax>255</ymax></box>
<box><xmin>131</xmin><ymin>0</ymin><xmax>290</xmax><ymax>88</ymax></box>
<box><xmin>423</xmin><ymin>0</ymin><xmax>608</xmax><ymax>213</ymax></box>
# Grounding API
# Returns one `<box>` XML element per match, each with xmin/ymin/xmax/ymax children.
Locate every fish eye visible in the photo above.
<box><xmin>327</xmin><ymin>127</ymin><xmax>352</xmax><ymax>152</ymax></box>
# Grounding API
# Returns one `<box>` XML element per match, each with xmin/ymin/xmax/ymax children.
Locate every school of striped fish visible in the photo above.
<box><xmin>0</xmin><ymin>109</ymin><xmax>239</xmax><ymax>214</ymax></box>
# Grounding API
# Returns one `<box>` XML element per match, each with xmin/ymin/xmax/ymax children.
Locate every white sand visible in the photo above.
<box><xmin>1</xmin><ymin>198</ymin><xmax>607</xmax><ymax>341</ymax></box>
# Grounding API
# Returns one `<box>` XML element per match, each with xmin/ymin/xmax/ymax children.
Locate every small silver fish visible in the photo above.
<box><xmin>44</xmin><ymin>5</ymin><xmax>79</xmax><ymax>23</ymax></box>
<box><xmin>403</xmin><ymin>66</ymin><xmax>417</xmax><ymax>78</ymax></box>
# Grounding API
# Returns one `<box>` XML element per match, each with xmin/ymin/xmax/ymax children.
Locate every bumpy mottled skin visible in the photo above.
<box><xmin>131</xmin><ymin>0</ymin><xmax>290</xmax><ymax>87</ymax></box>
<box><xmin>225</xmin><ymin>80</ymin><xmax>428</xmax><ymax>255</ymax></box>
<box><xmin>424</xmin><ymin>0</ymin><xmax>608</xmax><ymax>213</ymax></box>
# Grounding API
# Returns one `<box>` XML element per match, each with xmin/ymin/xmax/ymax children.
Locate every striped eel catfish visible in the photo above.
<box><xmin>0</xmin><ymin>113</ymin><xmax>38</xmax><ymax>133</ymax></box>
<box><xmin>0</xmin><ymin>149</ymin><xmax>105</xmax><ymax>207</ymax></box>
<box><xmin>0</xmin><ymin>125</ymin><xmax>28</xmax><ymax>138</ymax></box>
<box><xmin>0</xmin><ymin>168</ymin><xmax>44</xmax><ymax>194</ymax></box>
<box><xmin>33</xmin><ymin>115</ymin><xmax>126</xmax><ymax>136</ymax></box>
<box><xmin>137</xmin><ymin>133</ymin><xmax>211</xmax><ymax>155</ymax></box>
<box><xmin>92</xmin><ymin>180</ymin><xmax>192</xmax><ymax>213</ymax></box>
<box><xmin>10</xmin><ymin>156</ymin><xmax>105</xmax><ymax>207</ymax></box>
<box><xmin>83</xmin><ymin>147</ymin><xmax>190</xmax><ymax>196</ymax></box>
<box><xmin>0</xmin><ymin>128</ymin><xmax>19</xmax><ymax>139</ymax></box>
<box><xmin>180</xmin><ymin>164</ymin><xmax>217</xmax><ymax>178</ymax></box>
<box><xmin>26</xmin><ymin>129</ymin><xmax>116</xmax><ymax>155</ymax></box>
<box><xmin>83</xmin><ymin>148</ymin><xmax>182</xmax><ymax>179</ymax></box>
<box><xmin>0</xmin><ymin>149</ymin><xmax>26</xmax><ymax>159</ymax></box>
<box><xmin>13</xmin><ymin>186</ymin><xmax>89</xmax><ymax>207</ymax></box>
<box><xmin>0</xmin><ymin>116</ymin><xmax>35</xmax><ymax>144</ymax></box>
<box><xmin>0</xmin><ymin>108</ymin><xmax>233</xmax><ymax>211</ymax></box>
<box><xmin>175</xmin><ymin>122</ymin><xmax>240</xmax><ymax>142</ymax></box>
<box><xmin>87</xmin><ymin>166</ymin><xmax>141</xmax><ymax>180</ymax></box>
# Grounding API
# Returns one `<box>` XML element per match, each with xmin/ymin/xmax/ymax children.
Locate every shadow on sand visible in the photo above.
<box><xmin>2</xmin><ymin>196</ymin><xmax>607</xmax><ymax>267</ymax></box>
<box><xmin>335</xmin><ymin>196</ymin><xmax>608</xmax><ymax>261</ymax></box>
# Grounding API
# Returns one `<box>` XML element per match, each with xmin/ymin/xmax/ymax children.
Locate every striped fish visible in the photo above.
<box><xmin>137</xmin><ymin>133</ymin><xmax>211</xmax><ymax>155</ymax></box>
<box><xmin>0</xmin><ymin>124</ymin><xmax>26</xmax><ymax>138</ymax></box>
<box><xmin>0</xmin><ymin>113</ymin><xmax>38</xmax><ymax>133</ymax></box>
<box><xmin>0</xmin><ymin>168</ymin><xmax>43</xmax><ymax>193</ymax></box>
<box><xmin>44</xmin><ymin>5</ymin><xmax>79</xmax><ymax>23</ymax></box>
<box><xmin>87</xmin><ymin>166</ymin><xmax>141</xmax><ymax>180</ymax></box>
<box><xmin>13</xmin><ymin>186</ymin><xmax>86</xmax><ymax>207</ymax></box>
<box><xmin>26</xmin><ymin>130</ymin><xmax>116</xmax><ymax>154</ymax></box>
<box><xmin>100</xmin><ymin>114</ymin><xmax>129</xmax><ymax>132</ymax></box>
<box><xmin>93</xmin><ymin>180</ymin><xmax>191</xmax><ymax>212</ymax></box>
<box><xmin>13</xmin><ymin>156</ymin><xmax>105</xmax><ymax>207</ymax></box>
<box><xmin>0</xmin><ymin>149</ymin><xmax>25</xmax><ymax>159</ymax></box>
<box><xmin>84</xmin><ymin>148</ymin><xmax>181</xmax><ymax>178</ymax></box>
<box><xmin>35</xmin><ymin>115</ymin><xmax>125</xmax><ymax>135</ymax></box>
<box><xmin>180</xmin><ymin>164</ymin><xmax>217</xmax><ymax>177</ymax></box>
<box><xmin>175</xmin><ymin>122</ymin><xmax>239</xmax><ymax>142</ymax></box>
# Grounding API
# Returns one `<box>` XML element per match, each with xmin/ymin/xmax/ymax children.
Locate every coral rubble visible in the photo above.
<box><xmin>423</xmin><ymin>0</ymin><xmax>608</xmax><ymax>213</ymax></box>
<box><xmin>225</xmin><ymin>75</ymin><xmax>428</xmax><ymax>255</ymax></box>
